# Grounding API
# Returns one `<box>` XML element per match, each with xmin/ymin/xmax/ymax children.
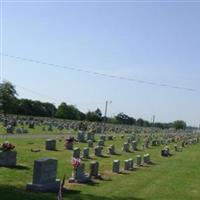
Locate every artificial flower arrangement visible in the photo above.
<box><xmin>0</xmin><ymin>141</ymin><xmax>15</xmax><ymax>151</ymax></box>
<box><xmin>71</xmin><ymin>157</ymin><xmax>81</xmax><ymax>170</ymax></box>
<box><xmin>65</xmin><ymin>136</ymin><xmax>76</xmax><ymax>144</ymax></box>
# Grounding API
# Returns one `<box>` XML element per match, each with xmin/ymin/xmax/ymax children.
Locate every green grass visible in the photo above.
<box><xmin>0</xmin><ymin>135</ymin><xmax>200</xmax><ymax>200</ymax></box>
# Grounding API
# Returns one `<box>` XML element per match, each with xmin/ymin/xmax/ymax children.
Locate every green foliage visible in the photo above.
<box><xmin>55</xmin><ymin>103</ymin><xmax>82</xmax><ymax>120</ymax></box>
<box><xmin>0</xmin><ymin>81</ymin><xmax>18</xmax><ymax>115</ymax></box>
<box><xmin>173</xmin><ymin>120</ymin><xmax>187</xmax><ymax>130</ymax></box>
<box><xmin>86</xmin><ymin>108</ymin><xmax>102</xmax><ymax>122</ymax></box>
<box><xmin>115</xmin><ymin>112</ymin><xmax>136</xmax><ymax>125</ymax></box>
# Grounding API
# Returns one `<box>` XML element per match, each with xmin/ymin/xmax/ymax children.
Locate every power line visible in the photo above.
<box><xmin>9</xmin><ymin>80</ymin><xmax>105</xmax><ymax>107</ymax></box>
<box><xmin>1</xmin><ymin>52</ymin><xmax>196</xmax><ymax>92</ymax></box>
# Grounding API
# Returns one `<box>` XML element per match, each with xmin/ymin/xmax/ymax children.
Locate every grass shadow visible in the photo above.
<box><xmin>0</xmin><ymin>165</ymin><xmax>30</xmax><ymax>170</ymax></box>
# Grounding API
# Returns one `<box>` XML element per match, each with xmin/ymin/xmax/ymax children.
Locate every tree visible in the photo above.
<box><xmin>86</xmin><ymin>110</ymin><xmax>102</xmax><ymax>122</ymax></box>
<box><xmin>55</xmin><ymin>103</ymin><xmax>81</xmax><ymax>120</ymax></box>
<box><xmin>115</xmin><ymin>112</ymin><xmax>136</xmax><ymax>125</ymax></box>
<box><xmin>0</xmin><ymin>81</ymin><xmax>18</xmax><ymax>115</ymax></box>
<box><xmin>95</xmin><ymin>108</ymin><xmax>102</xmax><ymax>118</ymax></box>
<box><xmin>173</xmin><ymin>120</ymin><xmax>187</xmax><ymax>130</ymax></box>
<box><xmin>136</xmin><ymin>118</ymin><xmax>144</xmax><ymax>126</ymax></box>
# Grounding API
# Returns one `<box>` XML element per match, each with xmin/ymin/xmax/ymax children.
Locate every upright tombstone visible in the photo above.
<box><xmin>100</xmin><ymin>135</ymin><xmax>106</xmax><ymax>141</ymax></box>
<box><xmin>131</xmin><ymin>141</ymin><xmax>137</xmax><ymax>151</ymax></box>
<box><xmin>112</xmin><ymin>160</ymin><xmax>120</xmax><ymax>173</ymax></box>
<box><xmin>127</xmin><ymin>137</ymin><xmax>132</xmax><ymax>143</ymax></box>
<box><xmin>143</xmin><ymin>154</ymin><xmax>150</xmax><ymax>164</ymax></box>
<box><xmin>90</xmin><ymin>161</ymin><xmax>100</xmax><ymax>178</ymax></box>
<box><xmin>88</xmin><ymin>140</ymin><xmax>93</xmax><ymax>148</ymax></box>
<box><xmin>136</xmin><ymin>155</ymin><xmax>142</xmax><ymax>166</ymax></box>
<box><xmin>87</xmin><ymin>132</ymin><xmax>95</xmax><ymax>141</ymax></box>
<box><xmin>70</xmin><ymin>163</ymin><xmax>89</xmax><ymax>183</ymax></box>
<box><xmin>0</xmin><ymin>151</ymin><xmax>17</xmax><ymax>167</ymax></box>
<box><xmin>122</xmin><ymin>143</ymin><xmax>130</xmax><ymax>152</ymax></box>
<box><xmin>107</xmin><ymin>144</ymin><xmax>115</xmax><ymax>155</ymax></box>
<box><xmin>82</xmin><ymin>147</ymin><xmax>90</xmax><ymax>159</ymax></box>
<box><xmin>94</xmin><ymin>146</ymin><xmax>102</xmax><ymax>157</ymax></box>
<box><xmin>124</xmin><ymin>160</ymin><xmax>130</xmax><ymax>171</ymax></box>
<box><xmin>45</xmin><ymin>139</ymin><xmax>56</xmax><ymax>151</ymax></box>
<box><xmin>108</xmin><ymin>135</ymin><xmax>113</xmax><ymax>140</ymax></box>
<box><xmin>77</xmin><ymin>131</ymin><xmax>85</xmax><ymax>143</ymax></box>
<box><xmin>98</xmin><ymin>140</ymin><xmax>104</xmax><ymax>147</ymax></box>
<box><xmin>152</xmin><ymin>140</ymin><xmax>157</xmax><ymax>146</ymax></box>
<box><xmin>128</xmin><ymin>158</ymin><xmax>134</xmax><ymax>170</ymax></box>
<box><xmin>73</xmin><ymin>147</ymin><xmax>80</xmax><ymax>159</ymax></box>
<box><xmin>26</xmin><ymin>158</ymin><xmax>60</xmax><ymax>192</ymax></box>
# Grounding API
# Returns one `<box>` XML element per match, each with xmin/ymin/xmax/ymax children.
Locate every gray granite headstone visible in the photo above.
<box><xmin>88</xmin><ymin>140</ymin><xmax>93</xmax><ymax>148</ymax></box>
<box><xmin>0</xmin><ymin>151</ymin><xmax>17</xmax><ymax>167</ymax></box>
<box><xmin>69</xmin><ymin>163</ymin><xmax>89</xmax><ymax>183</ymax></box>
<box><xmin>128</xmin><ymin>158</ymin><xmax>134</xmax><ymax>170</ymax></box>
<box><xmin>112</xmin><ymin>160</ymin><xmax>120</xmax><ymax>173</ymax></box>
<box><xmin>107</xmin><ymin>144</ymin><xmax>115</xmax><ymax>155</ymax></box>
<box><xmin>26</xmin><ymin>158</ymin><xmax>60</xmax><ymax>192</ymax></box>
<box><xmin>136</xmin><ymin>155</ymin><xmax>142</xmax><ymax>166</ymax></box>
<box><xmin>122</xmin><ymin>143</ymin><xmax>129</xmax><ymax>152</ymax></box>
<box><xmin>77</xmin><ymin>131</ymin><xmax>85</xmax><ymax>143</ymax></box>
<box><xmin>83</xmin><ymin>147</ymin><xmax>89</xmax><ymax>159</ymax></box>
<box><xmin>73</xmin><ymin>147</ymin><xmax>80</xmax><ymax>158</ymax></box>
<box><xmin>94</xmin><ymin>146</ymin><xmax>102</xmax><ymax>157</ymax></box>
<box><xmin>124</xmin><ymin>160</ymin><xmax>129</xmax><ymax>171</ymax></box>
<box><xmin>131</xmin><ymin>141</ymin><xmax>137</xmax><ymax>151</ymax></box>
<box><xmin>90</xmin><ymin>161</ymin><xmax>100</xmax><ymax>178</ymax></box>
<box><xmin>45</xmin><ymin>139</ymin><xmax>56</xmax><ymax>151</ymax></box>
<box><xmin>98</xmin><ymin>140</ymin><xmax>104</xmax><ymax>146</ymax></box>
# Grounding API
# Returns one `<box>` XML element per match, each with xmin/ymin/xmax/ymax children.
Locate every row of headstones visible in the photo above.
<box><xmin>26</xmin><ymin>154</ymin><xmax>151</xmax><ymax>192</ymax></box>
<box><xmin>77</xmin><ymin>131</ymin><xmax>114</xmax><ymax>143</ymax></box>
<box><xmin>72</xmin><ymin>145</ymin><xmax>115</xmax><ymax>159</ymax></box>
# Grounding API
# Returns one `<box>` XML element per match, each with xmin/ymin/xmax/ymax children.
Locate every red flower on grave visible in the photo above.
<box><xmin>71</xmin><ymin>158</ymin><xmax>81</xmax><ymax>169</ymax></box>
<box><xmin>0</xmin><ymin>141</ymin><xmax>15</xmax><ymax>151</ymax></box>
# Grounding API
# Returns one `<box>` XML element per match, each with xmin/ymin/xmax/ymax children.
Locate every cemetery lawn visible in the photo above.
<box><xmin>0</xmin><ymin>135</ymin><xmax>200</xmax><ymax>200</ymax></box>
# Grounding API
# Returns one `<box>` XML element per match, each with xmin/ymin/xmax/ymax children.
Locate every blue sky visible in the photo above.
<box><xmin>1</xmin><ymin>1</ymin><xmax>200</xmax><ymax>126</ymax></box>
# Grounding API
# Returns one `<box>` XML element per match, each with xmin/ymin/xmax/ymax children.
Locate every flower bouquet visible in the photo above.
<box><xmin>0</xmin><ymin>141</ymin><xmax>15</xmax><ymax>151</ymax></box>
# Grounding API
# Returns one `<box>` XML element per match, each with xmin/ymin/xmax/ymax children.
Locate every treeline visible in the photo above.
<box><xmin>0</xmin><ymin>81</ymin><xmax>187</xmax><ymax>129</ymax></box>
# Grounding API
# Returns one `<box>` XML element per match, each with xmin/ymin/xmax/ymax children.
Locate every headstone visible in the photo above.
<box><xmin>128</xmin><ymin>158</ymin><xmax>134</xmax><ymax>170</ymax></box>
<box><xmin>88</xmin><ymin>140</ymin><xmax>93</xmax><ymax>148</ymax></box>
<box><xmin>127</xmin><ymin>137</ymin><xmax>132</xmax><ymax>143</ymax></box>
<box><xmin>108</xmin><ymin>135</ymin><xmax>113</xmax><ymax>140</ymax></box>
<box><xmin>100</xmin><ymin>135</ymin><xmax>106</xmax><ymax>141</ymax></box>
<box><xmin>83</xmin><ymin>147</ymin><xmax>90</xmax><ymax>159</ymax></box>
<box><xmin>143</xmin><ymin>154</ymin><xmax>150</xmax><ymax>164</ymax></box>
<box><xmin>112</xmin><ymin>160</ymin><xmax>120</xmax><ymax>173</ymax></box>
<box><xmin>65</xmin><ymin>141</ymin><xmax>73</xmax><ymax>150</ymax></box>
<box><xmin>45</xmin><ymin>139</ymin><xmax>56</xmax><ymax>151</ymax></box>
<box><xmin>77</xmin><ymin>131</ymin><xmax>85</xmax><ymax>143</ymax></box>
<box><xmin>98</xmin><ymin>140</ymin><xmax>104</xmax><ymax>146</ymax></box>
<box><xmin>73</xmin><ymin>147</ymin><xmax>80</xmax><ymax>159</ymax></box>
<box><xmin>69</xmin><ymin>163</ymin><xmax>89</xmax><ymax>183</ymax></box>
<box><xmin>107</xmin><ymin>144</ymin><xmax>115</xmax><ymax>155</ymax></box>
<box><xmin>26</xmin><ymin>158</ymin><xmax>60</xmax><ymax>192</ymax></box>
<box><xmin>0</xmin><ymin>151</ymin><xmax>17</xmax><ymax>167</ymax></box>
<box><xmin>90</xmin><ymin>161</ymin><xmax>100</xmax><ymax>178</ymax></box>
<box><xmin>136</xmin><ymin>155</ymin><xmax>142</xmax><ymax>166</ymax></box>
<box><xmin>94</xmin><ymin>146</ymin><xmax>102</xmax><ymax>157</ymax></box>
<box><xmin>124</xmin><ymin>160</ymin><xmax>129</xmax><ymax>171</ymax></box>
<box><xmin>87</xmin><ymin>132</ymin><xmax>95</xmax><ymax>141</ymax></box>
<box><xmin>122</xmin><ymin>143</ymin><xmax>129</xmax><ymax>152</ymax></box>
<box><xmin>65</xmin><ymin>137</ymin><xmax>75</xmax><ymax>150</ymax></box>
<box><xmin>131</xmin><ymin>141</ymin><xmax>137</xmax><ymax>151</ymax></box>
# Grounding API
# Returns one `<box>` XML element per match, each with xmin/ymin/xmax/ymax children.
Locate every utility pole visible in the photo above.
<box><xmin>102</xmin><ymin>100</ymin><xmax>112</xmax><ymax>134</ymax></box>
<box><xmin>152</xmin><ymin>115</ymin><xmax>155</xmax><ymax>124</ymax></box>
